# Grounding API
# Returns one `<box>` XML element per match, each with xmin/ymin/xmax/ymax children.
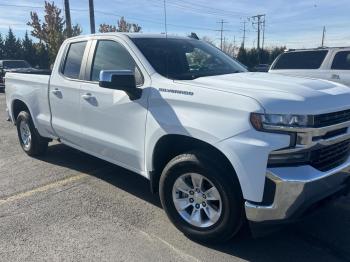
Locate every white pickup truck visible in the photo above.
<box><xmin>269</xmin><ymin>47</ymin><xmax>350</xmax><ymax>87</ymax></box>
<box><xmin>5</xmin><ymin>33</ymin><xmax>350</xmax><ymax>242</ymax></box>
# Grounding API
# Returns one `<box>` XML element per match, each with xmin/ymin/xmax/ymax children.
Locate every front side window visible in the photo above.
<box><xmin>91</xmin><ymin>40</ymin><xmax>143</xmax><ymax>85</ymax></box>
<box><xmin>331</xmin><ymin>51</ymin><xmax>350</xmax><ymax>70</ymax></box>
<box><xmin>62</xmin><ymin>41</ymin><xmax>87</xmax><ymax>79</ymax></box>
<box><xmin>272</xmin><ymin>50</ymin><xmax>328</xmax><ymax>70</ymax></box>
<box><xmin>131</xmin><ymin>38</ymin><xmax>247</xmax><ymax>80</ymax></box>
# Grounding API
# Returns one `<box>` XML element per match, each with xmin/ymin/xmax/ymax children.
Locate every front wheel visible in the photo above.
<box><xmin>16</xmin><ymin>111</ymin><xmax>48</xmax><ymax>156</ymax></box>
<box><xmin>159</xmin><ymin>151</ymin><xmax>244</xmax><ymax>243</ymax></box>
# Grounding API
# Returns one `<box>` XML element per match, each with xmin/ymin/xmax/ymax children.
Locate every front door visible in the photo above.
<box><xmin>79</xmin><ymin>39</ymin><xmax>149</xmax><ymax>173</ymax></box>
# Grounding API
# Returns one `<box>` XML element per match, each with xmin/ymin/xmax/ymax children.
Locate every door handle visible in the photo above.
<box><xmin>82</xmin><ymin>93</ymin><xmax>94</xmax><ymax>100</ymax></box>
<box><xmin>331</xmin><ymin>74</ymin><xmax>340</xmax><ymax>80</ymax></box>
<box><xmin>51</xmin><ymin>88</ymin><xmax>61</xmax><ymax>95</ymax></box>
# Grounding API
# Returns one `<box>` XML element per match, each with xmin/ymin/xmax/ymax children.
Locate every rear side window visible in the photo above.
<box><xmin>62</xmin><ymin>41</ymin><xmax>87</xmax><ymax>79</ymax></box>
<box><xmin>331</xmin><ymin>51</ymin><xmax>350</xmax><ymax>70</ymax></box>
<box><xmin>272</xmin><ymin>51</ymin><xmax>328</xmax><ymax>70</ymax></box>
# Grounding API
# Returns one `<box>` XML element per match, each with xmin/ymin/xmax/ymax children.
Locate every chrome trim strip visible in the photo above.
<box><xmin>267</xmin><ymin>119</ymin><xmax>350</xmax><ymax>154</ymax></box>
<box><xmin>263</xmin><ymin>119</ymin><xmax>350</xmax><ymax>135</ymax></box>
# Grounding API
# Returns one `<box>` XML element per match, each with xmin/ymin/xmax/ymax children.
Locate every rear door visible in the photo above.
<box><xmin>79</xmin><ymin>38</ymin><xmax>150</xmax><ymax>173</ymax></box>
<box><xmin>49</xmin><ymin>40</ymin><xmax>90</xmax><ymax>146</ymax></box>
<box><xmin>330</xmin><ymin>50</ymin><xmax>350</xmax><ymax>87</ymax></box>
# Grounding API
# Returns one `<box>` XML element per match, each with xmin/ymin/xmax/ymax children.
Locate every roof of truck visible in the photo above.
<box><xmin>67</xmin><ymin>33</ymin><xmax>192</xmax><ymax>41</ymax></box>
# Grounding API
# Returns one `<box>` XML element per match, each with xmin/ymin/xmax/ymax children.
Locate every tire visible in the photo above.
<box><xmin>16</xmin><ymin>111</ymin><xmax>48</xmax><ymax>156</ymax></box>
<box><xmin>159</xmin><ymin>151</ymin><xmax>244</xmax><ymax>243</ymax></box>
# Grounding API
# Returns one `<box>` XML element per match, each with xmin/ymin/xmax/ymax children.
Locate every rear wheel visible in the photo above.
<box><xmin>16</xmin><ymin>111</ymin><xmax>48</xmax><ymax>156</ymax></box>
<box><xmin>159</xmin><ymin>151</ymin><xmax>244</xmax><ymax>243</ymax></box>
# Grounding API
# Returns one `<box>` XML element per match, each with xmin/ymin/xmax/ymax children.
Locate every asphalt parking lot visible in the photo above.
<box><xmin>0</xmin><ymin>91</ymin><xmax>350</xmax><ymax>262</ymax></box>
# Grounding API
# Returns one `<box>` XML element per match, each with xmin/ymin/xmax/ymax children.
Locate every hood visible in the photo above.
<box><xmin>176</xmin><ymin>72</ymin><xmax>350</xmax><ymax>115</ymax></box>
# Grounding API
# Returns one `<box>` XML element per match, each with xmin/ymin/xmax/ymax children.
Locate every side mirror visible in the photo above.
<box><xmin>99</xmin><ymin>70</ymin><xmax>142</xmax><ymax>100</ymax></box>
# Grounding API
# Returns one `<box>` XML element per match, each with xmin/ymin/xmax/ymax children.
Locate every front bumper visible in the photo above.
<box><xmin>245</xmin><ymin>159</ymin><xmax>350</xmax><ymax>223</ymax></box>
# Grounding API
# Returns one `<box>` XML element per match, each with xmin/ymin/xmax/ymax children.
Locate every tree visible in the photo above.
<box><xmin>222</xmin><ymin>41</ymin><xmax>236</xmax><ymax>58</ymax></box>
<box><xmin>3</xmin><ymin>28</ymin><xmax>22</xmax><ymax>59</ymax></box>
<box><xmin>34</xmin><ymin>43</ymin><xmax>50</xmax><ymax>69</ymax></box>
<box><xmin>27</xmin><ymin>1</ymin><xmax>81</xmax><ymax>64</ymax></box>
<box><xmin>0</xmin><ymin>33</ymin><xmax>4</xmax><ymax>58</ymax></box>
<box><xmin>22</xmin><ymin>31</ymin><xmax>36</xmax><ymax>66</ymax></box>
<box><xmin>99</xmin><ymin>17</ymin><xmax>142</xmax><ymax>33</ymax></box>
<box><xmin>237</xmin><ymin>45</ymin><xmax>248</xmax><ymax>66</ymax></box>
<box><xmin>269</xmin><ymin>46</ymin><xmax>285</xmax><ymax>63</ymax></box>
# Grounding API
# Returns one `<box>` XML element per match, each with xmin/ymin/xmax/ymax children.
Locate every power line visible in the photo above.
<box><xmin>173</xmin><ymin>0</ymin><xmax>250</xmax><ymax>16</ymax></box>
<box><xmin>145</xmin><ymin>0</ymin><xmax>249</xmax><ymax>19</ymax></box>
<box><xmin>0</xmin><ymin>3</ymin><xmax>231</xmax><ymax>33</ymax></box>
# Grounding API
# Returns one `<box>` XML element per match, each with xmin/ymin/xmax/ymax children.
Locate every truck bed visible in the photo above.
<box><xmin>5</xmin><ymin>72</ymin><xmax>54</xmax><ymax>138</ymax></box>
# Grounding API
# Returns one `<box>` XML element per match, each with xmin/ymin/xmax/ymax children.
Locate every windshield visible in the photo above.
<box><xmin>3</xmin><ymin>60</ymin><xmax>31</xmax><ymax>69</ymax></box>
<box><xmin>131</xmin><ymin>38</ymin><xmax>247</xmax><ymax>80</ymax></box>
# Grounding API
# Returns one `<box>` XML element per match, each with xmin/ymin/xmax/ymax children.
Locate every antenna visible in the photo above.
<box><xmin>163</xmin><ymin>0</ymin><xmax>169</xmax><ymax>78</ymax></box>
<box><xmin>163</xmin><ymin>0</ymin><xmax>168</xmax><ymax>37</ymax></box>
<box><xmin>321</xmin><ymin>26</ymin><xmax>326</xmax><ymax>47</ymax></box>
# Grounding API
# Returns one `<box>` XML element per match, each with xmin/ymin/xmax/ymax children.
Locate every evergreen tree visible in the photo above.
<box><xmin>34</xmin><ymin>43</ymin><xmax>50</xmax><ymax>69</ymax></box>
<box><xmin>0</xmin><ymin>33</ymin><xmax>4</xmax><ymax>59</ymax></box>
<box><xmin>237</xmin><ymin>45</ymin><xmax>248</xmax><ymax>66</ymax></box>
<box><xmin>3</xmin><ymin>28</ymin><xmax>22</xmax><ymax>59</ymax></box>
<box><xmin>22</xmin><ymin>31</ymin><xmax>36</xmax><ymax>66</ymax></box>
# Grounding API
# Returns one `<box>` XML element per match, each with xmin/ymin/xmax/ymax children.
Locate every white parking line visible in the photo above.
<box><xmin>139</xmin><ymin>230</ymin><xmax>202</xmax><ymax>262</ymax></box>
<box><xmin>0</xmin><ymin>173</ymin><xmax>88</xmax><ymax>206</ymax></box>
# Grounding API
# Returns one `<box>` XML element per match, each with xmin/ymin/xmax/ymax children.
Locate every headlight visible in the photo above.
<box><xmin>250</xmin><ymin>113</ymin><xmax>313</xmax><ymax>130</ymax></box>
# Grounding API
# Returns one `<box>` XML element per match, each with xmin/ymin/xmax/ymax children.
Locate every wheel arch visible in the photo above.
<box><xmin>12</xmin><ymin>99</ymin><xmax>32</xmax><ymax>125</ymax></box>
<box><xmin>149</xmin><ymin>134</ymin><xmax>242</xmax><ymax>195</ymax></box>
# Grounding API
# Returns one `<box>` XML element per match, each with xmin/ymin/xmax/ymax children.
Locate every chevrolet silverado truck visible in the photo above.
<box><xmin>5</xmin><ymin>33</ymin><xmax>350</xmax><ymax>242</ymax></box>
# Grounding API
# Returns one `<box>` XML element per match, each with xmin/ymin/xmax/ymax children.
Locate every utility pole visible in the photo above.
<box><xmin>240</xmin><ymin>20</ymin><xmax>247</xmax><ymax>48</ymax></box>
<box><xmin>262</xmin><ymin>18</ymin><xmax>266</xmax><ymax>50</ymax></box>
<box><xmin>163</xmin><ymin>0</ymin><xmax>168</xmax><ymax>36</ymax></box>
<box><xmin>216</xmin><ymin>19</ymin><xmax>228</xmax><ymax>50</ymax></box>
<box><xmin>321</xmin><ymin>26</ymin><xmax>326</xmax><ymax>47</ymax></box>
<box><xmin>251</xmin><ymin>14</ymin><xmax>265</xmax><ymax>62</ymax></box>
<box><xmin>89</xmin><ymin>0</ymin><xmax>95</xmax><ymax>34</ymax></box>
<box><xmin>251</xmin><ymin>14</ymin><xmax>265</xmax><ymax>50</ymax></box>
<box><xmin>64</xmin><ymin>0</ymin><xmax>72</xmax><ymax>37</ymax></box>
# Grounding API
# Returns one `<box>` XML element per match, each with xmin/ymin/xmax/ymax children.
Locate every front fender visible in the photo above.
<box><xmin>215</xmin><ymin>130</ymin><xmax>290</xmax><ymax>202</ymax></box>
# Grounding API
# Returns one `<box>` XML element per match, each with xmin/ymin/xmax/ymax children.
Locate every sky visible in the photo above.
<box><xmin>0</xmin><ymin>0</ymin><xmax>349</xmax><ymax>49</ymax></box>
